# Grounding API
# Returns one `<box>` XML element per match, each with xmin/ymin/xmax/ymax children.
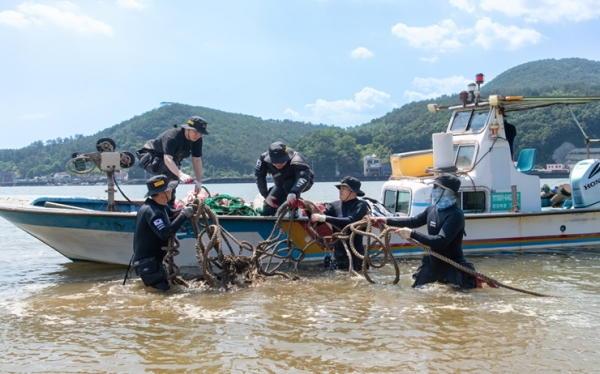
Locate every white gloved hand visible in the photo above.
<box><xmin>181</xmin><ymin>206</ymin><xmax>195</xmax><ymax>218</ymax></box>
<box><xmin>195</xmin><ymin>181</ymin><xmax>202</xmax><ymax>192</ymax></box>
<box><xmin>179</xmin><ymin>173</ymin><xmax>193</xmax><ymax>184</ymax></box>
<box><xmin>396</xmin><ymin>227</ymin><xmax>413</xmax><ymax>240</ymax></box>
<box><xmin>286</xmin><ymin>193</ymin><xmax>297</xmax><ymax>205</ymax></box>
<box><xmin>265</xmin><ymin>196</ymin><xmax>279</xmax><ymax>208</ymax></box>
<box><xmin>311</xmin><ymin>214</ymin><xmax>326</xmax><ymax>223</ymax></box>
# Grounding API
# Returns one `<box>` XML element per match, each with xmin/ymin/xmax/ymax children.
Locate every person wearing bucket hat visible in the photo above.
<box><xmin>136</xmin><ymin>115</ymin><xmax>209</xmax><ymax>207</ymax></box>
<box><xmin>254</xmin><ymin>141</ymin><xmax>314</xmax><ymax>216</ymax></box>
<box><xmin>374</xmin><ymin>174</ymin><xmax>478</xmax><ymax>289</ymax></box>
<box><xmin>311</xmin><ymin>176</ymin><xmax>369</xmax><ymax>271</ymax></box>
<box><xmin>132</xmin><ymin>175</ymin><xmax>195</xmax><ymax>291</ymax></box>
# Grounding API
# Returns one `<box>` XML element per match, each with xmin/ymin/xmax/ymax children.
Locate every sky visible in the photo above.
<box><xmin>1</xmin><ymin>0</ymin><xmax>599</xmax><ymax>149</ymax></box>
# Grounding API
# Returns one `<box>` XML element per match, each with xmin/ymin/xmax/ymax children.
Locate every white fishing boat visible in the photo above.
<box><xmin>1</xmin><ymin>77</ymin><xmax>600</xmax><ymax>267</ymax></box>
<box><xmin>379</xmin><ymin>75</ymin><xmax>600</xmax><ymax>256</ymax></box>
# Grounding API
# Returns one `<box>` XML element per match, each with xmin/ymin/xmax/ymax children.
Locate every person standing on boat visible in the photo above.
<box><xmin>254</xmin><ymin>141</ymin><xmax>314</xmax><ymax>216</ymax></box>
<box><xmin>375</xmin><ymin>174</ymin><xmax>477</xmax><ymax>289</ymax></box>
<box><xmin>133</xmin><ymin>175</ymin><xmax>194</xmax><ymax>291</ymax></box>
<box><xmin>137</xmin><ymin>116</ymin><xmax>209</xmax><ymax>206</ymax></box>
<box><xmin>310</xmin><ymin>176</ymin><xmax>369</xmax><ymax>272</ymax></box>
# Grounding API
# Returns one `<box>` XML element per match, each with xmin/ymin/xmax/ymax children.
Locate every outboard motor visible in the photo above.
<box><xmin>570</xmin><ymin>159</ymin><xmax>600</xmax><ymax>208</ymax></box>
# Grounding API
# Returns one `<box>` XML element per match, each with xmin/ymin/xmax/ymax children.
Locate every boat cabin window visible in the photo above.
<box><xmin>449</xmin><ymin>109</ymin><xmax>489</xmax><ymax>133</ymax></box>
<box><xmin>453</xmin><ymin>144</ymin><xmax>476</xmax><ymax>168</ymax></box>
<box><xmin>459</xmin><ymin>190</ymin><xmax>486</xmax><ymax>213</ymax></box>
<box><xmin>383</xmin><ymin>189</ymin><xmax>411</xmax><ymax>215</ymax></box>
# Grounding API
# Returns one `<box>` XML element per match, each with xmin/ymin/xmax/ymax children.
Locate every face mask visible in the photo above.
<box><xmin>431</xmin><ymin>188</ymin><xmax>443</xmax><ymax>203</ymax></box>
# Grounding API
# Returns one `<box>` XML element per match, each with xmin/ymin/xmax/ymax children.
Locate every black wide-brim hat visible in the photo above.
<box><xmin>181</xmin><ymin>116</ymin><xmax>210</xmax><ymax>135</ymax></box>
<box><xmin>431</xmin><ymin>173</ymin><xmax>461</xmax><ymax>194</ymax></box>
<box><xmin>335</xmin><ymin>176</ymin><xmax>365</xmax><ymax>197</ymax></box>
<box><xmin>145</xmin><ymin>175</ymin><xmax>179</xmax><ymax>197</ymax></box>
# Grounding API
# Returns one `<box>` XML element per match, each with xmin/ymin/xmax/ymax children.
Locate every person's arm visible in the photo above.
<box><xmin>289</xmin><ymin>165</ymin><xmax>311</xmax><ymax>196</ymax></box>
<box><xmin>254</xmin><ymin>156</ymin><xmax>269</xmax><ymax>198</ymax></box>
<box><xmin>384</xmin><ymin>210</ymin><xmax>428</xmax><ymax>229</ymax></box>
<box><xmin>163</xmin><ymin>154</ymin><xmax>192</xmax><ymax>182</ymax></box>
<box><xmin>147</xmin><ymin>212</ymin><xmax>188</xmax><ymax>241</ymax></box>
<box><xmin>325</xmin><ymin>201</ymin><xmax>369</xmax><ymax>226</ymax></box>
<box><xmin>192</xmin><ymin>156</ymin><xmax>203</xmax><ymax>192</ymax></box>
<box><xmin>410</xmin><ymin>210</ymin><xmax>463</xmax><ymax>250</ymax></box>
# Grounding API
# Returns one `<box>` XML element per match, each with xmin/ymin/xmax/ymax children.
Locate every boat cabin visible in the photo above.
<box><xmin>381</xmin><ymin>92</ymin><xmax>600</xmax><ymax>217</ymax></box>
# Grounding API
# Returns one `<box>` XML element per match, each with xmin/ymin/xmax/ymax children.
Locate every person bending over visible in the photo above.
<box><xmin>254</xmin><ymin>141</ymin><xmax>314</xmax><ymax>216</ymax></box>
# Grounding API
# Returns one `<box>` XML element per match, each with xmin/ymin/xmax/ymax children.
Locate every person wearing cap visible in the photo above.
<box><xmin>133</xmin><ymin>175</ymin><xmax>194</xmax><ymax>291</ymax></box>
<box><xmin>311</xmin><ymin>176</ymin><xmax>370</xmax><ymax>272</ymax></box>
<box><xmin>375</xmin><ymin>174</ymin><xmax>477</xmax><ymax>289</ymax></box>
<box><xmin>254</xmin><ymin>141</ymin><xmax>314</xmax><ymax>216</ymax></box>
<box><xmin>137</xmin><ymin>116</ymin><xmax>209</xmax><ymax>206</ymax></box>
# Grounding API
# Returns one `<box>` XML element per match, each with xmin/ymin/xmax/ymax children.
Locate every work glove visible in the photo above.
<box><xmin>395</xmin><ymin>227</ymin><xmax>412</xmax><ymax>240</ymax></box>
<box><xmin>286</xmin><ymin>193</ymin><xmax>297</xmax><ymax>205</ymax></box>
<box><xmin>373</xmin><ymin>217</ymin><xmax>387</xmax><ymax>224</ymax></box>
<box><xmin>311</xmin><ymin>214</ymin><xmax>326</xmax><ymax>223</ymax></box>
<box><xmin>195</xmin><ymin>181</ymin><xmax>202</xmax><ymax>193</ymax></box>
<box><xmin>181</xmin><ymin>206</ymin><xmax>195</xmax><ymax>219</ymax></box>
<box><xmin>179</xmin><ymin>173</ymin><xmax>194</xmax><ymax>184</ymax></box>
<box><xmin>265</xmin><ymin>196</ymin><xmax>279</xmax><ymax>208</ymax></box>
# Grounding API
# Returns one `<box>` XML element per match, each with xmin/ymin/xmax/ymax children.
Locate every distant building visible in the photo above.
<box><xmin>0</xmin><ymin>171</ymin><xmax>14</xmax><ymax>183</ymax></box>
<box><xmin>160</xmin><ymin>102</ymin><xmax>175</xmax><ymax>106</ymax></box>
<box><xmin>565</xmin><ymin>148</ymin><xmax>600</xmax><ymax>169</ymax></box>
<box><xmin>364</xmin><ymin>154</ymin><xmax>382</xmax><ymax>176</ymax></box>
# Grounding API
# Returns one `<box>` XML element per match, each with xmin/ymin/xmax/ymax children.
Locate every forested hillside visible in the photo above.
<box><xmin>292</xmin><ymin>58</ymin><xmax>600</xmax><ymax>173</ymax></box>
<box><xmin>0</xmin><ymin>104</ymin><xmax>326</xmax><ymax>179</ymax></box>
<box><xmin>1</xmin><ymin>57</ymin><xmax>600</xmax><ymax>180</ymax></box>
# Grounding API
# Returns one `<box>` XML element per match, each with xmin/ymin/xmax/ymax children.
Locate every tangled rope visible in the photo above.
<box><xmin>160</xmin><ymin>197</ymin><xmax>559</xmax><ymax>297</ymax></box>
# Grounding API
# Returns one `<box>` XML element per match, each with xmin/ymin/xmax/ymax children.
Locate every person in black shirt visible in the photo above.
<box><xmin>311</xmin><ymin>176</ymin><xmax>369</xmax><ymax>271</ymax></box>
<box><xmin>376</xmin><ymin>174</ymin><xmax>477</xmax><ymax>289</ymax></box>
<box><xmin>254</xmin><ymin>141</ymin><xmax>314</xmax><ymax>216</ymax></box>
<box><xmin>137</xmin><ymin>116</ymin><xmax>209</xmax><ymax>205</ymax></box>
<box><xmin>133</xmin><ymin>175</ymin><xmax>194</xmax><ymax>291</ymax></box>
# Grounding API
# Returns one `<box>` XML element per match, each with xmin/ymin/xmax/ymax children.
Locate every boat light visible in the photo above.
<box><xmin>467</xmin><ymin>82</ymin><xmax>476</xmax><ymax>93</ymax></box>
<box><xmin>460</xmin><ymin>90</ymin><xmax>469</xmax><ymax>105</ymax></box>
<box><xmin>475</xmin><ymin>73</ymin><xmax>484</xmax><ymax>84</ymax></box>
<box><xmin>427</xmin><ymin>103</ymin><xmax>438</xmax><ymax>113</ymax></box>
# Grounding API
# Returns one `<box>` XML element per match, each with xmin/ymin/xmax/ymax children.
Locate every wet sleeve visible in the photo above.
<box><xmin>146</xmin><ymin>211</ymin><xmax>187</xmax><ymax>241</ymax></box>
<box><xmin>385</xmin><ymin>209</ymin><xmax>428</xmax><ymax>229</ymax></box>
<box><xmin>289</xmin><ymin>164</ymin><xmax>311</xmax><ymax>195</ymax></box>
<box><xmin>325</xmin><ymin>201</ymin><xmax>369</xmax><ymax>226</ymax></box>
<box><xmin>254</xmin><ymin>155</ymin><xmax>269</xmax><ymax>198</ymax></box>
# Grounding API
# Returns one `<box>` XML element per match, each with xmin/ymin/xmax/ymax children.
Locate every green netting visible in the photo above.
<box><xmin>204</xmin><ymin>194</ymin><xmax>258</xmax><ymax>216</ymax></box>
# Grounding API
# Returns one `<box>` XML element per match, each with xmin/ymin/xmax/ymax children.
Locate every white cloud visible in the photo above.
<box><xmin>391</xmin><ymin>19</ymin><xmax>467</xmax><ymax>52</ymax></box>
<box><xmin>0</xmin><ymin>10</ymin><xmax>31</xmax><ymax>27</ymax></box>
<box><xmin>473</xmin><ymin>17</ymin><xmax>543</xmax><ymax>50</ymax></box>
<box><xmin>116</xmin><ymin>0</ymin><xmax>148</xmax><ymax>10</ymax></box>
<box><xmin>419</xmin><ymin>55</ymin><xmax>439</xmax><ymax>63</ymax></box>
<box><xmin>449</xmin><ymin>0</ymin><xmax>476</xmax><ymax>13</ymax></box>
<box><xmin>0</xmin><ymin>2</ymin><xmax>114</xmax><ymax>36</ymax></box>
<box><xmin>18</xmin><ymin>112</ymin><xmax>51</xmax><ymax>120</ymax></box>
<box><xmin>479</xmin><ymin>0</ymin><xmax>600</xmax><ymax>23</ymax></box>
<box><xmin>404</xmin><ymin>75</ymin><xmax>472</xmax><ymax>102</ymax></box>
<box><xmin>284</xmin><ymin>87</ymin><xmax>397</xmax><ymax>127</ymax></box>
<box><xmin>350</xmin><ymin>47</ymin><xmax>373</xmax><ymax>59</ymax></box>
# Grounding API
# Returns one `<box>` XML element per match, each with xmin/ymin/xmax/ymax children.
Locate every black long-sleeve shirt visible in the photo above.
<box><xmin>254</xmin><ymin>149</ymin><xmax>313</xmax><ymax>197</ymax></box>
<box><xmin>133</xmin><ymin>198</ymin><xmax>188</xmax><ymax>262</ymax></box>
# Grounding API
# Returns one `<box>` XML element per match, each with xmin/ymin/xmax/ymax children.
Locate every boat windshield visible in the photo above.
<box><xmin>449</xmin><ymin>109</ymin><xmax>489</xmax><ymax>133</ymax></box>
<box><xmin>453</xmin><ymin>144</ymin><xmax>476</xmax><ymax>168</ymax></box>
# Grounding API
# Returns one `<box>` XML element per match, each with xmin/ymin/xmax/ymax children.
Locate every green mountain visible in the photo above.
<box><xmin>0</xmin><ymin>104</ymin><xmax>326</xmax><ymax>179</ymax></box>
<box><xmin>1</xmin><ymin>57</ymin><xmax>600</xmax><ymax>180</ymax></box>
<box><xmin>292</xmin><ymin>57</ymin><xmax>600</xmax><ymax>172</ymax></box>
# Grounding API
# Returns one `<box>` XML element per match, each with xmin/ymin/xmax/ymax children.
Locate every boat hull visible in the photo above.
<box><xmin>0</xmin><ymin>203</ymin><xmax>327</xmax><ymax>266</ymax></box>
